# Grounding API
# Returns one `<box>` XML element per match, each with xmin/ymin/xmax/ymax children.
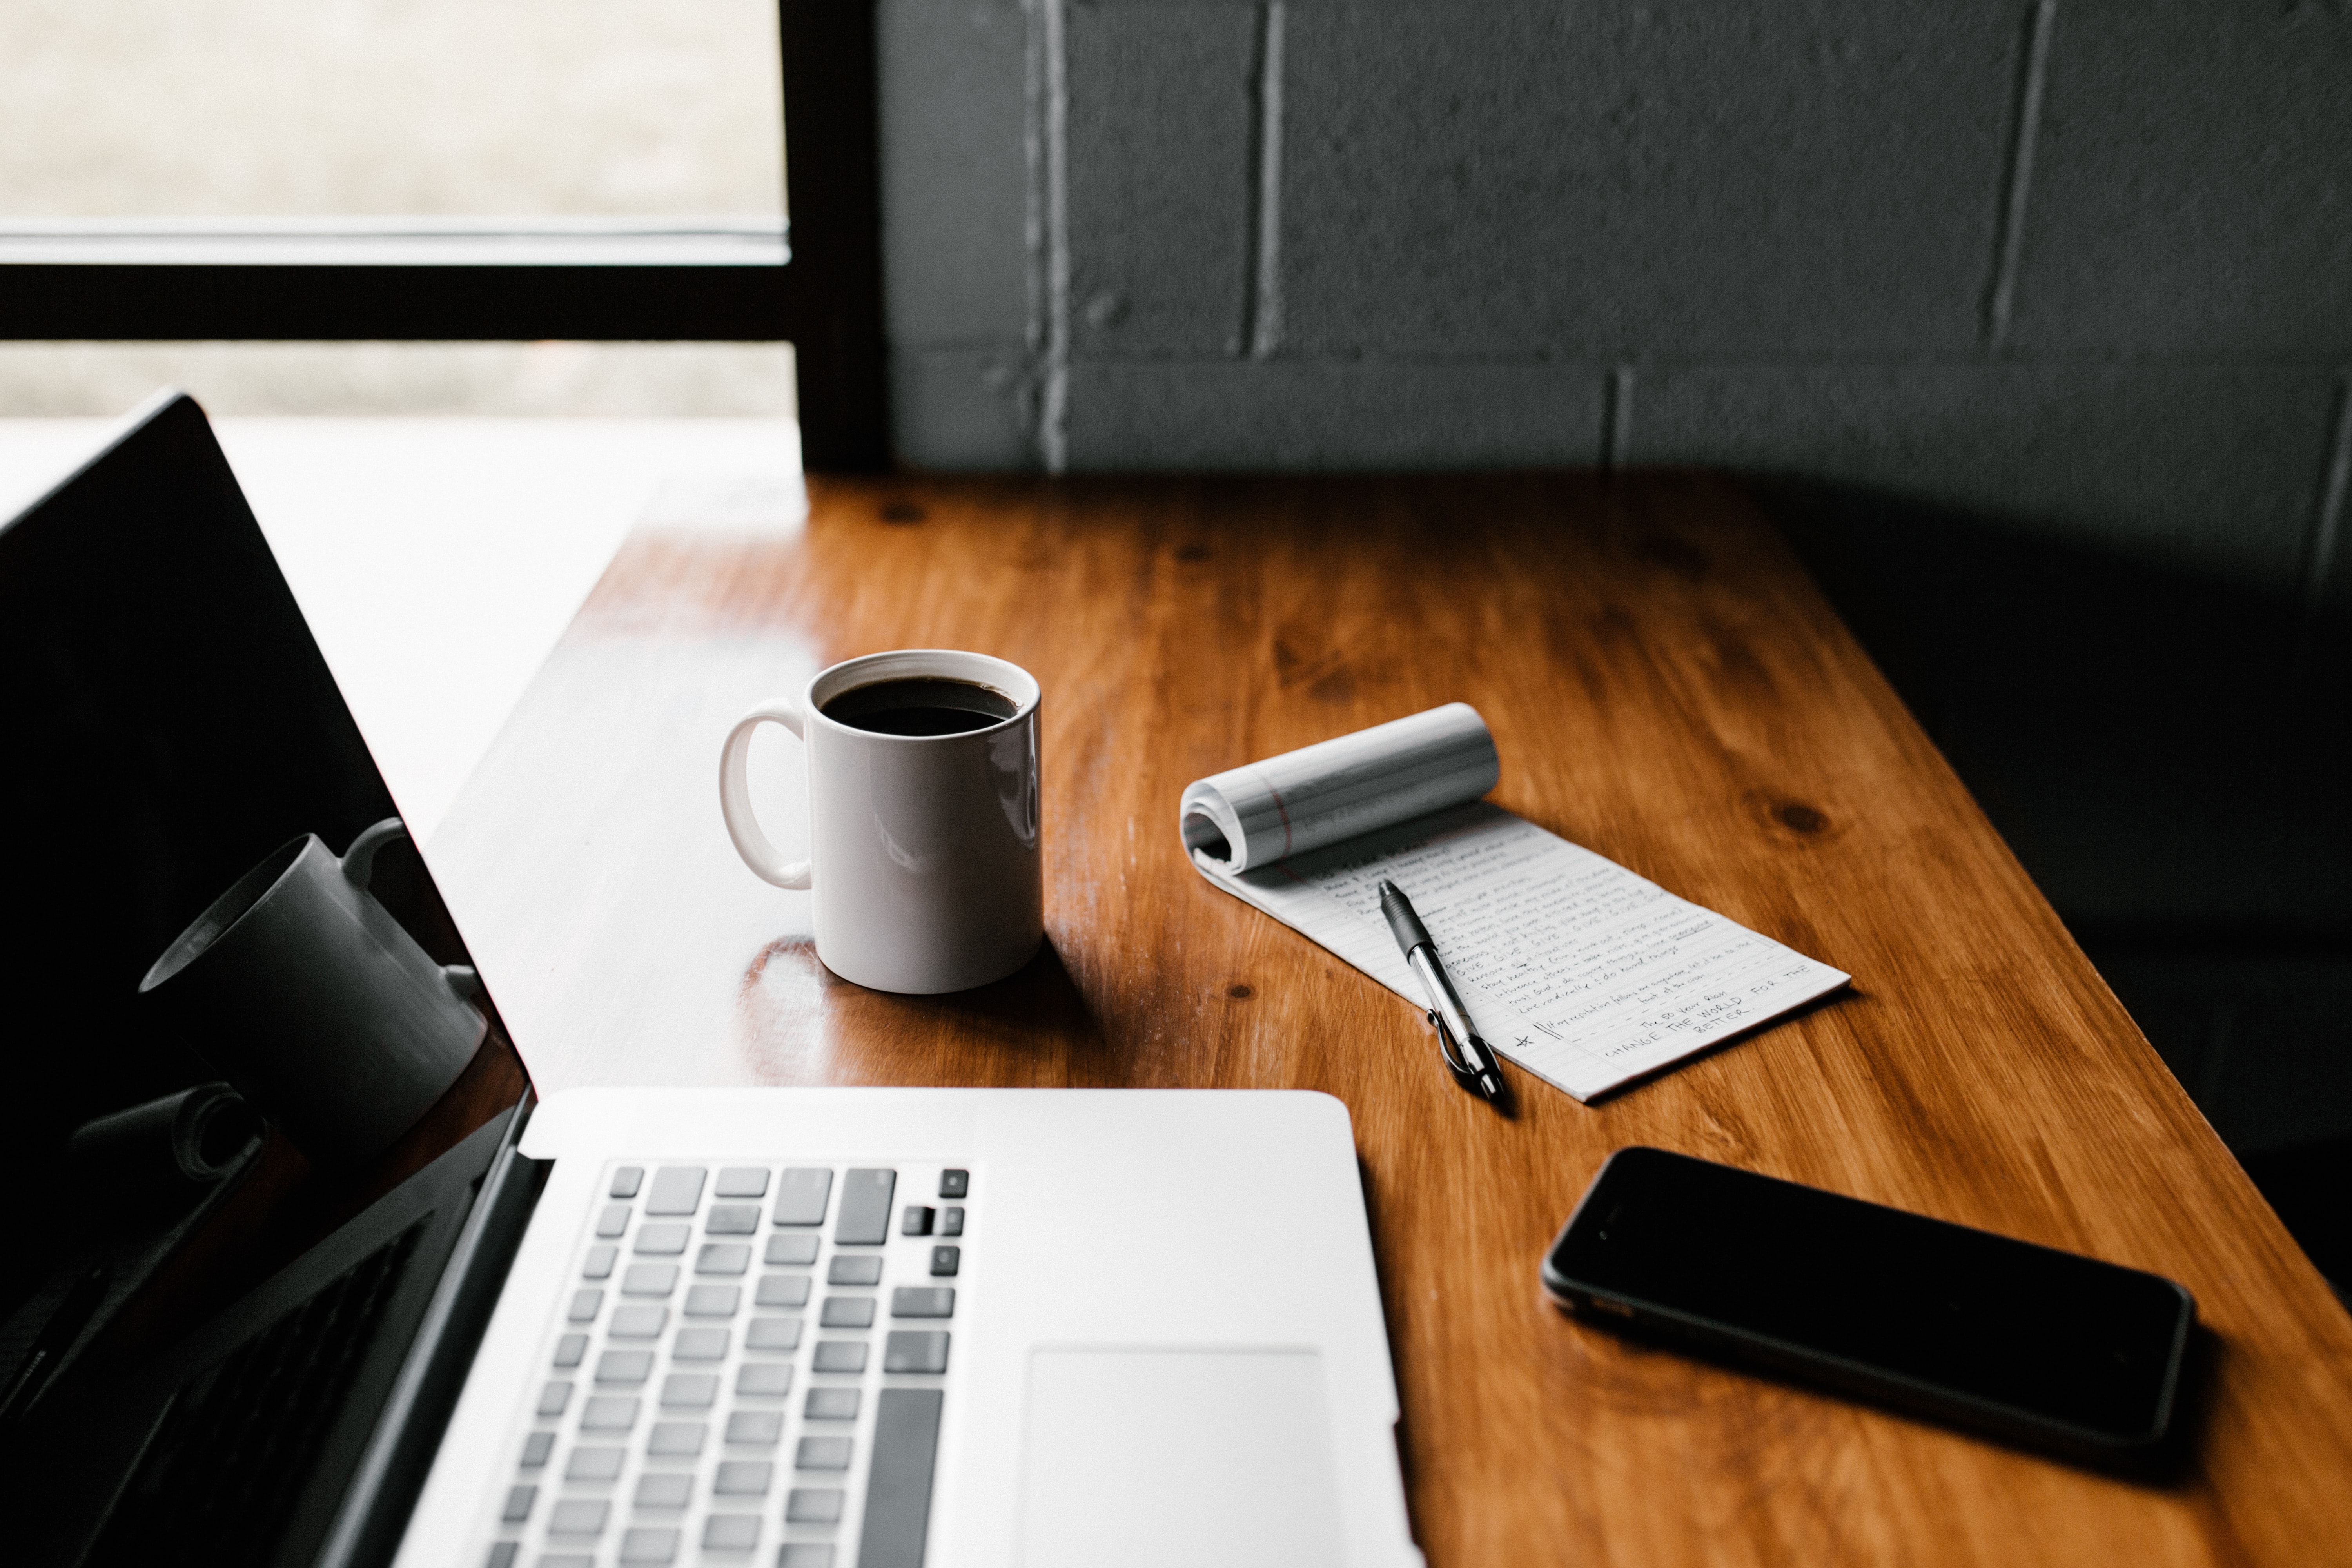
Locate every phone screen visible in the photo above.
<box><xmin>1543</xmin><ymin>1148</ymin><xmax>2196</xmax><ymax>1455</ymax></box>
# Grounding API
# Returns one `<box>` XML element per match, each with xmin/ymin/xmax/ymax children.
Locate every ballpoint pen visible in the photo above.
<box><xmin>1376</xmin><ymin>879</ymin><xmax>1507</xmax><ymax>1103</ymax></box>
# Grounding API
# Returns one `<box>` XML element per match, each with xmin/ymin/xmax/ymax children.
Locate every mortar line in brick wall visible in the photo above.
<box><xmin>1981</xmin><ymin>0</ymin><xmax>2055</xmax><ymax>353</ymax></box>
<box><xmin>1602</xmin><ymin>367</ymin><xmax>1635</xmax><ymax>474</ymax></box>
<box><xmin>1240</xmin><ymin>2</ymin><xmax>1287</xmax><ymax>361</ymax></box>
<box><xmin>1022</xmin><ymin>0</ymin><xmax>1048</xmax><ymax>361</ymax></box>
<box><xmin>1038</xmin><ymin>0</ymin><xmax>1071</xmax><ymax>473</ymax></box>
<box><xmin>2292</xmin><ymin>372</ymin><xmax>2352</xmax><ymax>684</ymax></box>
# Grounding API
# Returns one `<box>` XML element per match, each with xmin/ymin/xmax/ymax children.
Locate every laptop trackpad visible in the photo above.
<box><xmin>1018</xmin><ymin>1348</ymin><xmax>1347</xmax><ymax>1568</ymax></box>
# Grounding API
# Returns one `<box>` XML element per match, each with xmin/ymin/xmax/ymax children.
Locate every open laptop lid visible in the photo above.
<box><xmin>0</xmin><ymin>392</ymin><xmax>536</xmax><ymax>1562</ymax></box>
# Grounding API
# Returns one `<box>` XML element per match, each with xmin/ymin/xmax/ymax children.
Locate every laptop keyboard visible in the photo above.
<box><xmin>481</xmin><ymin>1161</ymin><xmax>970</xmax><ymax>1568</ymax></box>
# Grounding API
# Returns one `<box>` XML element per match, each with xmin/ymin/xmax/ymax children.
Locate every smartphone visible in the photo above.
<box><xmin>1540</xmin><ymin>1147</ymin><xmax>2197</xmax><ymax>1465</ymax></box>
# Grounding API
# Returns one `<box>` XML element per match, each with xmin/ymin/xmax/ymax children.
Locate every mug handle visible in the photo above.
<box><xmin>340</xmin><ymin>817</ymin><xmax>483</xmax><ymax>1004</ymax></box>
<box><xmin>340</xmin><ymin>817</ymin><xmax>410</xmax><ymax>890</ymax></box>
<box><xmin>720</xmin><ymin>699</ymin><xmax>814</xmax><ymax>889</ymax></box>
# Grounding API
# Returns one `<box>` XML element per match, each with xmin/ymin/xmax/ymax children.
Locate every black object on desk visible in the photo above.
<box><xmin>1540</xmin><ymin>1147</ymin><xmax>2199</xmax><ymax>1469</ymax></box>
<box><xmin>1377</xmin><ymin>879</ymin><xmax>1508</xmax><ymax>1104</ymax></box>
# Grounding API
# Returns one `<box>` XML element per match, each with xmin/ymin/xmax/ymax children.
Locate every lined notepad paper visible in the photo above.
<box><xmin>1183</xmin><ymin>708</ymin><xmax>1849</xmax><ymax>1102</ymax></box>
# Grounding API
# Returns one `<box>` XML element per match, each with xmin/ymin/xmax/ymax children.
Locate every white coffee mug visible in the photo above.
<box><xmin>719</xmin><ymin>649</ymin><xmax>1043</xmax><ymax>994</ymax></box>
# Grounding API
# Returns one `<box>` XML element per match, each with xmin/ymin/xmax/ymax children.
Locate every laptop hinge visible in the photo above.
<box><xmin>312</xmin><ymin>1093</ymin><xmax>549</xmax><ymax>1568</ymax></box>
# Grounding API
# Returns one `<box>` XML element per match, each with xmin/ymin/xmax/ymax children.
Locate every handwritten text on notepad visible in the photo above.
<box><xmin>1221</xmin><ymin>802</ymin><xmax>1848</xmax><ymax>1100</ymax></box>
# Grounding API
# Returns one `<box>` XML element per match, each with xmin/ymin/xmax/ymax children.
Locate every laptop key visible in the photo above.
<box><xmin>930</xmin><ymin>1246</ymin><xmax>960</xmax><ymax>1278</ymax></box>
<box><xmin>610</xmin><ymin>1304</ymin><xmax>669</xmax><ymax>1338</ymax></box>
<box><xmin>859</xmin><ymin>1388</ymin><xmax>945</xmax><ymax>1568</ymax></box>
<box><xmin>891</xmin><ymin>1287</ymin><xmax>954</xmax><ymax>1319</ymax></box>
<box><xmin>697</xmin><ymin>1243</ymin><xmax>752</xmax><ymax>1276</ymax></box>
<box><xmin>552</xmin><ymin>1333</ymin><xmax>589</xmax><ymax>1367</ymax></box>
<box><xmin>521</xmin><ymin>1430</ymin><xmax>557</xmax><ymax>1467</ymax></box>
<box><xmin>835</xmin><ymin>1169</ymin><xmax>895</xmax><ymax>1245</ymax></box>
<box><xmin>785</xmin><ymin>1488</ymin><xmax>844</xmax><ymax>1523</ymax></box>
<box><xmin>714</xmin><ymin>1458</ymin><xmax>774</xmax><ymax>1494</ymax></box>
<box><xmin>726</xmin><ymin>1409</ymin><xmax>783</xmax><ymax>1445</ymax></box>
<box><xmin>566</xmin><ymin>1445</ymin><xmax>626</xmax><ymax>1481</ymax></box>
<box><xmin>901</xmin><ymin>1205</ymin><xmax>934</xmax><ymax>1237</ymax></box>
<box><xmin>633</xmin><ymin>1223</ymin><xmax>690</xmax><ymax>1256</ymax></box>
<box><xmin>622</xmin><ymin>1264</ymin><xmax>678</xmax><ymax>1296</ymax></box>
<box><xmin>811</xmin><ymin>1341</ymin><xmax>867</xmax><ymax>1374</ymax></box>
<box><xmin>567</xmin><ymin>1289</ymin><xmax>602</xmax><ymax>1322</ymax></box>
<box><xmin>805</xmin><ymin>1387</ymin><xmax>860</xmax><ymax>1421</ymax></box>
<box><xmin>609</xmin><ymin>1166</ymin><xmax>644</xmax><ymax>1199</ymax></box>
<box><xmin>537</xmin><ymin>1381</ymin><xmax>573</xmax><ymax>1417</ymax></box>
<box><xmin>765</xmin><ymin>1232</ymin><xmax>820</xmax><ymax>1266</ymax></box>
<box><xmin>736</xmin><ymin>1362</ymin><xmax>793</xmax><ymax>1397</ymax></box>
<box><xmin>635</xmin><ymin>1470</ymin><xmax>694</xmax><ymax>1506</ymax></box>
<box><xmin>580</xmin><ymin>1396</ymin><xmax>639</xmax><ymax>1430</ymax></box>
<box><xmin>703</xmin><ymin>1514</ymin><xmax>761</xmax><ymax>1550</ymax></box>
<box><xmin>647</xmin><ymin>1421</ymin><xmax>706</xmax><ymax>1457</ymax></box>
<box><xmin>661</xmin><ymin>1373</ymin><xmax>719</xmax><ymax>1409</ymax></box>
<box><xmin>548</xmin><ymin>1498</ymin><xmax>609</xmax><ymax>1535</ymax></box>
<box><xmin>485</xmin><ymin>1543</ymin><xmax>518</xmax><ymax>1568</ymax></box>
<box><xmin>756</xmin><ymin>1275</ymin><xmax>811</xmax><ymax>1308</ymax></box>
<box><xmin>795</xmin><ymin>1436</ymin><xmax>852</xmax><ymax>1471</ymax></box>
<box><xmin>715</xmin><ymin>1166</ymin><xmax>771</xmax><ymax>1198</ymax></box>
<box><xmin>821</xmin><ymin>1297</ymin><xmax>876</xmax><ymax>1328</ymax></box>
<box><xmin>685</xmin><ymin>1284</ymin><xmax>741</xmax><ymax>1317</ymax></box>
<box><xmin>595</xmin><ymin>1205</ymin><xmax>630</xmax><ymax>1239</ymax></box>
<box><xmin>747</xmin><ymin>1317</ymin><xmax>806</xmax><ymax>1352</ymax></box>
<box><xmin>618</xmin><ymin>1525</ymin><xmax>679</xmax><ymax>1564</ymax></box>
<box><xmin>705</xmin><ymin>1203</ymin><xmax>760</xmax><ymax>1235</ymax></box>
<box><xmin>596</xmin><ymin>1349</ymin><xmax>654</xmax><ymax>1385</ymax></box>
<box><xmin>778</xmin><ymin>1548</ymin><xmax>835</xmax><ymax>1568</ymax></box>
<box><xmin>773</xmin><ymin>1168</ymin><xmax>834</xmax><ymax>1227</ymax></box>
<box><xmin>581</xmin><ymin>1245</ymin><xmax>617</xmax><ymax>1280</ymax></box>
<box><xmin>645</xmin><ymin>1167</ymin><xmax>706</xmax><ymax>1216</ymax></box>
<box><xmin>938</xmin><ymin>1207</ymin><xmax>964</xmax><ymax>1237</ymax></box>
<box><xmin>673</xmin><ymin>1327</ymin><xmax>730</xmax><ymax>1361</ymax></box>
<box><xmin>938</xmin><ymin>1169</ymin><xmax>969</xmax><ymax>1198</ymax></box>
<box><xmin>501</xmin><ymin>1483</ymin><xmax>535</xmax><ymax>1523</ymax></box>
<box><xmin>882</xmin><ymin>1331</ymin><xmax>949</xmax><ymax>1375</ymax></box>
<box><xmin>827</xmin><ymin>1256</ymin><xmax>883</xmax><ymax>1287</ymax></box>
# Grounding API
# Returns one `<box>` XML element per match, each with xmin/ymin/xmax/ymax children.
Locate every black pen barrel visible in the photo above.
<box><xmin>1377</xmin><ymin>879</ymin><xmax>1433</xmax><ymax>955</ymax></box>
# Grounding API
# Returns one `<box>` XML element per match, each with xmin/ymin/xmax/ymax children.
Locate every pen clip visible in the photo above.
<box><xmin>1425</xmin><ymin>1009</ymin><xmax>1485</xmax><ymax>1091</ymax></box>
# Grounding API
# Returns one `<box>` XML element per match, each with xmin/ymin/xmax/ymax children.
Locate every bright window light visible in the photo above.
<box><xmin>0</xmin><ymin>0</ymin><xmax>785</xmax><ymax>218</ymax></box>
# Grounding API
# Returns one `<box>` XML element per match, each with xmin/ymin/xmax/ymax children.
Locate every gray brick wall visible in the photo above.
<box><xmin>877</xmin><ymin>0</ymin><xmax>2351</xmax><ymax>599</ymax></box>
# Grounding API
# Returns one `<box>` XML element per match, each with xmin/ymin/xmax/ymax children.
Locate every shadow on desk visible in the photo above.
<box><xmin>1766</xmin><ymin>477</ymin><xmax>2352</xmax><ymax>1288</ymax></box>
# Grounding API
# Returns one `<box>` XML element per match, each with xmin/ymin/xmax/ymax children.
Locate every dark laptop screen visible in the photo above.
<box><xmin>0</xmin><ymin>393</ymin><xmax>482</xmax><ymax>1328</ymax></box>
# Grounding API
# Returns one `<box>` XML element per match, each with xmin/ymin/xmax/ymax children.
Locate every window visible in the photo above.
<box><xmin>0</xmin><ymin>0</ymin><xmax>885</xmax><ymax>463</ymax></box>
<box><xmin>0</xmin><ymin>1</ymin><xmax>785</xmax><ymax>221</ymax></box>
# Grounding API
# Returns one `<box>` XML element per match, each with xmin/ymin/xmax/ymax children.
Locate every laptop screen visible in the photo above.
<box><xmin>0</xmin><ymin>393</ymin><xmax>491</xmax><ymax>1330</ymax></box>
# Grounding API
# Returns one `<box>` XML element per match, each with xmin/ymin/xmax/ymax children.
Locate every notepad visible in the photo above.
<box><xmin>1180</xmin><ymin>706</ymin><xmax>1851</xmax><ymax>1102</ymax></box>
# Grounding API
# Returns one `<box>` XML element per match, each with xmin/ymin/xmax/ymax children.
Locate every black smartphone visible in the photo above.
<box><xmin>1540</xmin><ymin>1147</ymin><xmax>2198</xmax><ymax>1466</ymax></box>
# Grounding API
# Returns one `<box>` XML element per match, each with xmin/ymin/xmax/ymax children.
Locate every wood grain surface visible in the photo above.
<box><xmin>430</xmin><ymin>471</ymin><xmax>2352</xmax><ymax>1567</ymax></box>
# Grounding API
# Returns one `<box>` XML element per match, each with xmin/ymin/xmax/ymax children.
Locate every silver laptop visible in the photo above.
<box><xmin>0</xmin><ymin>395</ymin><xmax>1421</xmax><ymax>1568</ymax></box>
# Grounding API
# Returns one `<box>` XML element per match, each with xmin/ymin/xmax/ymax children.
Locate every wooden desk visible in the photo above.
<box><xmin>432</xmin><ymin>471</ymin><xmax>2352</xmax><ymax>1566</ymax></box>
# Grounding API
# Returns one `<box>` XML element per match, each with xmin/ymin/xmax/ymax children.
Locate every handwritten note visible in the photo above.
<box><xmin>1197</xmin><ymin>800</ymin><xmax>1849</xmax><ymax>1102</ymax></box>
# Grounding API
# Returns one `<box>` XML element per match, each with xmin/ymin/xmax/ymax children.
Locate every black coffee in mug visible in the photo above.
<box><xmin>821</xmin><ymin>675</ymin><xmax>1019</xmax><ymax>736</ymax></box>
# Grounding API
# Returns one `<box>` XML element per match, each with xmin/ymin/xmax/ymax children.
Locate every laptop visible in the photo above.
<box><xmin>0</xmin><ymin>393</ymin><xmax>1421</xmax><ymax>1568</ymax></box>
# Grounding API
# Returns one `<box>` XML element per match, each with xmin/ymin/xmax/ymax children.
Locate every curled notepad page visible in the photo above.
<box><xmin>1179</xmin><ymin>703</ymin><xmax>1501</xmax><ymax>874</ymax></box>
<box><xmin>1181</xmin><ymin>706</ymin><xmax>1851</xmax><ymax>1102</ymax></box>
